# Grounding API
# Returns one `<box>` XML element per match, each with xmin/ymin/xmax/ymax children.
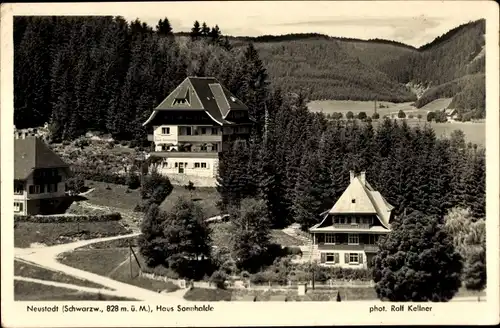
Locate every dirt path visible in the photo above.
<box><xmin>14</xmin><ymin>233</ymin><xmax>188</xmax><ymax>301</ymax></box>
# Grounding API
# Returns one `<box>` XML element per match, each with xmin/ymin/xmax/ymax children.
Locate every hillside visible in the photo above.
<box><xmin>378</xmin><ymin>19</ymin><xmax>485</xmax><ymax>116</ymax></box>
<box><xmin>240</xmin><ymin>39</ymin><xmax>417</xmax><ymax>102</ymax></box>
<box><xmin>230</xmin><ymin>19</ymin><xmax>485</xmax><ymax>118</ymax></box>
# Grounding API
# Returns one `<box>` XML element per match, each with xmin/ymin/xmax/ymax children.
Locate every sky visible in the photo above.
<box><xmin>119</xmin><ymin>1</ymin><xmax>487</xmax><ymax>48</ymax></box>
<box><xmin>11</xmin><ymin>1</ymin><xmax>488</xmax><ymax>48</ymax></box>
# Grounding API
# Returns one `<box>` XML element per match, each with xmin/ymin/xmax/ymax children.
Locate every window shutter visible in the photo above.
<box><xmin>344</xmin><ymin>253</ymin><xmax>349</xmax><ymax>263</ymax></box>
<box><xmin>359</xmin><ymin>253</ymin><xmax>363</xmax><ymax>264</ymax></box>
<box><xmin>320</xmin><ymin>253</ymin><xmax>326</xmax><ymax>263</ymax></box>
<box><xmin>334</xmin><ymin>253</ymin><xmax>339</xmax><ymax>264</ymax></box>
<box><xmin>206</xmin><ymin>163</ymin><xmax>210</xmax><ymax>169</ymax></box>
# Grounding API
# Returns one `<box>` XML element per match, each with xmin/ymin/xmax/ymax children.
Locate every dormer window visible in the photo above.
<box><xmin>351</xmin><ymin>199</ymin><xmax>356</xmax><ymax>204</ymax></box>
<box><xmin>173</xmin><ymin>98</ymin><xmax>189</xmax><ymax>105</ymax></box>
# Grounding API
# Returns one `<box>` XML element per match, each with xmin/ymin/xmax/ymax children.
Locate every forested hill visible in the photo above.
<box><xmin>230</xmin><ymin>36</ymin><xmax>418</xmax><ymax>102</ymax></box>
<box><xmin>228</xmin><ymin>19</ymin><xmax>485</xmax><ymax>118</ymax></box>
<box><xmin>379</xmin><ymin>19</ymin><xmax>486</xmax><ymax>120</ymax></box>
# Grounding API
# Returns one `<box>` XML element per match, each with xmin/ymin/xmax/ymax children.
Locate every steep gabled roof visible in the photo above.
<box><xmin>14</xmin><ymin>137</ymin><xmax>68</xmax><ymax>180</ymax></box>
<box><xmin>143</xmin><ymin>77</ymin><xmax>248</xmax><ymax>126</ymax></box>
<box><xmin>313</xmin><ymin>172</ymin><xmax>394</xmax><ymax>229</ymax></box>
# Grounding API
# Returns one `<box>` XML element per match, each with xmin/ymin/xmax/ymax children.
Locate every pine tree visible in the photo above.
<box><xmin>156</xmin><ymin>18</ymin><xmax>173</xmax><ymax>36</ymax></box>
<box><xmin>190</xmin><ymin>21</ymin><xmax>201</xmax><ymax>40</ymax></box>
<box><xmin>373</xmin><ymin>211</ymin><xmax>463</xmax><ymax>301</ymax></box>
<box><xmin>201</xmin><ymin>22</ymin><xmax>210</xmax><ymax>37</ymax></box>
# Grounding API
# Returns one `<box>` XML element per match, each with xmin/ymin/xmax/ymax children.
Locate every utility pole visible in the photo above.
<box><xmin>129</xmin><ymin>241</ymin><xmax>133</xmax><ymax>279</ymax></box>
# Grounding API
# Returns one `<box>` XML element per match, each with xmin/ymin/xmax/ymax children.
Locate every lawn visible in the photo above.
<box><xmin>210</xmin><ymin>222</ymin><xmax>304</xmax><ymax>249</ymax></box>
<box><xmin>59</xmin><ymin>247</ymin><xmax>179</xmax><ymax>293</ymax></box>
<box><xmin>14</xmin><ymin>221</ymin><xmax>132</xmax><ymax>248</ymax></box>
<box><xmin>84</xmin><ymin>181</ymin><xmax>220</xmax><ymax>218</ymax></box>
<box><xmin>14</xmin><ymin>260</ymin><xmax>110</xmax><ymax>290</ymax></box>
<box><xmin>14</xmin><ymin>280</ymin><xmax>136</xmax><ymax>301</ymax></box>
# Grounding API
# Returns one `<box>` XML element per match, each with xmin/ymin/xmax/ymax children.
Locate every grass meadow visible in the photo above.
<box><xmin>308</xmin><ymin>99</ymin><xmax>485</xmax><ymax>146</ymax></box>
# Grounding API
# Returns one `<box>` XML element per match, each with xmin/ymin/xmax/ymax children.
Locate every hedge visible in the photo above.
<box><xmin>14</xmin><ymin>213</ymin><xmax>122</xmax><ymax>223</ymax></box>
<box><xmin>72</xmin><ymin>167</ymin><xmax>127</xmax><ymax>185</ymax></box>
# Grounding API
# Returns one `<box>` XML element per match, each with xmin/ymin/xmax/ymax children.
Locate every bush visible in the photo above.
<box><xmin>357</xmin><ymin>112</ymin><xmax>367</xmax><ymax>120</ymax></box>
<box><xmin>372</xmin><ymin>112</ymin><xmax>380</xmax><ymax>120</ymax></box>
<box><xmin>210</xmin><ymin>270</ymin><xmax>228</xmax><ymax>289</ymax></box>
<box><xmin>72</xmin><ymin>168</ymin><xmax>127</xmax><ymax>185</ymax></box>
<box><xmin>66</xmin><ymin>175</ymin><xmax>86</xmax><ymax>195</ymax></box>
<box><xmin>74</xmin><ymin>138</ymin><xmax>89</xmax><ymax>148</ymax></box>
<box><xmin>284</xmin><ymin>246</ymin><xmax>303</xmax><ymax>257</ymax></box>
<box><xmin>14</xmin><ymin>212</ymin><xmax>122</xmax><ymax>223</ymax></box>
<box><xmin>62</xmin><ymin>140</ymin><xmax>70</xmax><ymax>146</ymax></box>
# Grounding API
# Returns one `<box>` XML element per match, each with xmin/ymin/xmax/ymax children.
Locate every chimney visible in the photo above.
<box><xmin>349</xmin><ymin>171</ymin><xmax>355</xmax><ymax>182</ymax></box>
<box><xmin>360</xmin><ymin>171</ymin><xmax>366</xmax><ymax>185</ymax></box>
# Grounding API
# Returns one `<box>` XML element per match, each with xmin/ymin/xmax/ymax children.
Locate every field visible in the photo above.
<box><xmin>14</xmin><ymin>220</ymin><xmax>132</xmax><ymax>248</ymax></box>
<box><xmin>14</xmin><ymin>280</ymin><xmax>136</xmax><ymax>301</ymax></box>
<box><xmin>307</xmin><ymin>99</ymin><xmax>485</xmax><ymax>146</ymax></box>
<box><xmin>14</xmin><ymin>260</ymin><xmax>109</xmax><ymax>290</ymax></box>
<box><xmin>84</xmin><ymin>181</ymin><xmax>220</xmax><ymax>218</ymax></box>
<box><xmin>58</xmin><ymin>246</ymin><xmax>179</xmax><ymax>293</ymax></box>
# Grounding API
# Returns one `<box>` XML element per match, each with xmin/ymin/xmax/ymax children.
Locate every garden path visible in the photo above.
<box><xmin>14</xmin><ymin>233</ymin><xmax>190</xmax><ymax>301</ymax></box>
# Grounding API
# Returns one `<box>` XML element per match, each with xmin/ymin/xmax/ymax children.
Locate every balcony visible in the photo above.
<box><xmin>317</xmin><ymin>243</ymin><xmax>379</xmax><ymax>252</ymax></box>
<box><xmin>151</xmin><ymin>151</ymin><xmax>219</xmax><ymax>159</ymax></box>
<box><xmin>364</xmin><ymin>244</ymin><xmax>379</xmax><ymax>253</ymax></box>
<box><xmin>333</xmin><ymin>223</ymin><xmax>370</xmax><ymax>230</ymax></box>
<box><xmin>177</xmin><ymin>135</ymin><xmax>222</xmax><ymax>143</ymax></box>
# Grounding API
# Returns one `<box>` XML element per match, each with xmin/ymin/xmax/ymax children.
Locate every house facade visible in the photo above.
<box><xmin>14</xmin><ymin>134</ymin><xmax>70</xmax><ymax>215</ymax></box>
<box><xmin>308</xmin><ymin>171</ymin><xmax>394</xmax><ymax>269</ymax></box>
<box><xmin>444</xmin><ymin>108</ymin><xmax>459</xmax><ymax>122</ymax></box>
<box><xmin>143</xmin><ymin>77</ymin><xmax>253</xmax><ymax>186</ymax></box>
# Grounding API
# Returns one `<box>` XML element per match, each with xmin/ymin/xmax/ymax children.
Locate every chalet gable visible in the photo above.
<box><xmin>143</xmin><ymin>77</ymin><xmax>249</xmax><ymax>126</ymax></box>
<box><xmin>14</xmin><ymin>137</ymin><xmax>69</xmax><ymax>180</ymax></box>
<box><xmin>312</xmin><ymin>171</ymin><xmax>394</xmax><ymax>230</ymax></box>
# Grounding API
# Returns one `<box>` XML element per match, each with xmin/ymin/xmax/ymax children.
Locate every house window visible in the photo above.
<box><xmin>14</xmin><ymin>202</ymin><xmax>23</xmax><ymax>213</ymax></box>
<box><xmin>175</xmin><ymin>163</ymin><xmax>178</xmax><ymax>168</ymax></box>
<box><xmin>201</xmin><ymin>163</ymin><xmax>207</xmax><ymax>169</ymax></box>
<box><xmin>195</xmin><ymin>163</ymin><xmax>200</xmax><ymax>168</ymax></box>
<box><xmin>325</xmin><ymin>233</ymin><xmax>337</xmax><ymax>244</ymax></box>
<box><xmin>348</xmin><ymin>234</ymin><xmax>359</xmax><ymax>245</ymax></box>
<box><xmin>201</xmin><ymin>127</ymin><xmax>207</xmax><ymax>135</ymax></box>
<box><xmin>14</xmin><ymin>183</ymin><xmax>24</xmax><ymax>195</ymax></box>
<box><xmin>185</xmin><ymin>127</ymin><xmax>192</xmax><ymax>135</ymax></box>
<box><xmin>211</xmin><ymin>128</ymin><xmax>218</xmax><ymax>135</ymax></box>
<box><xmin>339</xmin><ymin>217</ymin><xmax>345</xmax><ymax>224</ymax></box>
<box><xmin>325</xmin><ymin>253</ymin><xmax>335</xmax><ymax>263</ymax></box>
<box><xmin>213</xmin><ymin>144</ymin><xmax>219</xmax><ymax>152</ymax></box>
<box><xmin>161</xmin><ymin>127</ymin><xmax>170</xmax><ymax>135</ymax></box>
<box><xmin>349</xmin><ymin>253</ymin><xmax>359</xmax><ymax>264</ymax></box>
<box><xmin>29</xmin><ymin>185</ymin><xmax>40</xmax><ymax>194</ymax></box>
<box><xmin>351</xmin><ymin>199</ymin><xmax>356</xmax><ymax>203</ymax></box>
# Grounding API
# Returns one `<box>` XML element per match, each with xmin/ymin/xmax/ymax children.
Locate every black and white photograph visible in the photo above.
<box><xmin>1</xmin><ymin>1</ymin><xmax>499</xmax><ymax>326</ymax></box>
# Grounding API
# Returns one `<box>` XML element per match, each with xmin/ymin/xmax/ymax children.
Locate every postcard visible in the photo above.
<box><xmin>1</xmin><ymin>1</ymin><xmax>499</xmax><ymax>326</ymax></box>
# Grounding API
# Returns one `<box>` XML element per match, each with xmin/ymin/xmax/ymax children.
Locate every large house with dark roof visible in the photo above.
<box><xmin>143</xmin><ymin>77</ymin><xmax>253</xmax><ymax>185</ymax></box>
<box><xmin>14</xmin><ymin>135</ymin><xmax>70</xmax><ymax>215</ymax></box>
<box><xmin>308</xmin><ymin>171</ymin><xmax>394</xmax><ymax>269</ymax></box>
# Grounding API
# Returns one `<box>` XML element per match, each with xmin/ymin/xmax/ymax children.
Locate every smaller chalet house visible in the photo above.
<box><xmin>143</xmin><ymin>77</ymin><xmax>253</xmax><ymax>186</ymax></box>
<box><xmin>14</xmin><ymin>134</ymin><xmax>70</xmax><ymax>215</ymax></box>
<box><xmin>444</xmin><ymin>108</ymin><xmax>459</xmax><ymax>122</ymax></box>
<box><xmin>309</xmin><ymin>171</ymin><xmax>394</xmax><ymax>269</ymax></box>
